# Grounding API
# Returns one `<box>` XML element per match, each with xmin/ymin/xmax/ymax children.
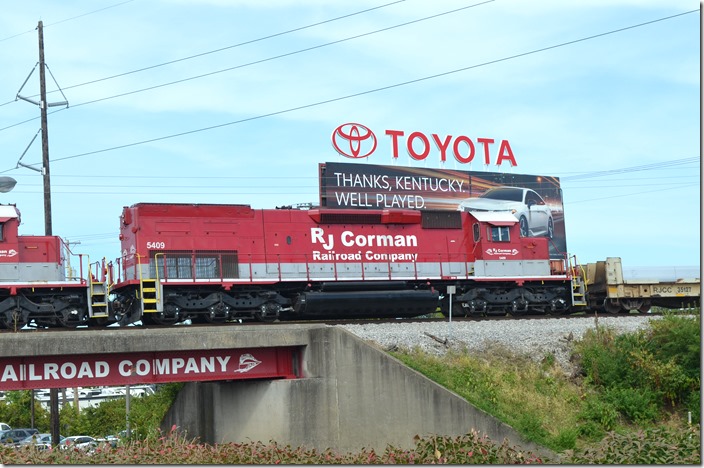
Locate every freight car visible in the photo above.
<box><xmin>580</xmin><ymin>257</ymin><xmax>700</xmax><ymax>313</ymax></box>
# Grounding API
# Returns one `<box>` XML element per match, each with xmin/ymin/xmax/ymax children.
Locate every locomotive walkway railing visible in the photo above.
<box><xmin>59</xmin><ymin>237</ymin><xmax>87</xmax><ymax>284</ymax></box>
<box><xmin>120</xmin><ymin>251</ymin><xmax>573</xmax><ymax>285</ymax></box>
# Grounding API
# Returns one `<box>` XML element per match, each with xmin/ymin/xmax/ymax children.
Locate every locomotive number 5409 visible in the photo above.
<box><xmin>146</xmin><ymin>241</ymin><xmax>166</xmax><ymax>249</ymax></box>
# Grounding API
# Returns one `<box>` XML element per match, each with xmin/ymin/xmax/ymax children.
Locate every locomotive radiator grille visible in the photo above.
<box><xmin>149</xmin><ymin>251</ymin><xmax>239</xmax><ymax>281</ymax></box>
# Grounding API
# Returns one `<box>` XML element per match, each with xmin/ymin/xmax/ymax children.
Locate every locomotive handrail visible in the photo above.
<box><xmin>58</xmin><ymin>237</ymin><xmax>87</xmax><ymax>284</ymax></box>
<box><xmin>126</xmin><ymin>249</ymin><xmax>573</xmax><ymax>286</ymax></box>
<box><xmin>304</xmin><ymin>253</ymin><xmax>311</xmax><ymax>283</ymax></box>
<box><xmin>218</xmin><ymin>253</ymin><xmax>224</xmax><ymax>283</ymax></box>
<box><xmin>152</xmin><ymin>253</ymin><xmax>164</xmax><ymax>283</ymax></box>
<box><xmin>248</xmin><ymin>253</ymin><xmax>254</xmax><ymax>282</ymax></box>
<box><xmin>105</xmin><ymin>259</ymin><xmax>116</xmax><ymax>288</ymax></box>
<box><xmin>114</xmin><ymin>257</ymin><xmax>122</xmax><ymax>284</ymax></box>
<box><xmin>277</xmin><ymin>254</ymin><xmax>282</xmax><ymax>282</ymax></box>
<box><xmin>569</xmin><ymin>254</ymin><xmax>588</xmax><ymax>294</ymax></box>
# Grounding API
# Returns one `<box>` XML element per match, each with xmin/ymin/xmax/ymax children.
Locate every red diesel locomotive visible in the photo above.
<box><xmin>0</xmin><ymin>204</ymin><xmax>98</xmax><ymax>329</ymax></box>
<box><xmin>0</xmin><ymin>202</ymin><xmax>580</xmax><ymax>329</ymax></box>
<box><xmin>108</xmin><ymin>203</ymin><xmax>575</xmax><ymax>326</ymax></box>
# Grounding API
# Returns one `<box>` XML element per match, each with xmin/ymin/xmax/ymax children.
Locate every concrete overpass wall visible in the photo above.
<box><xmin>0</xmin><ymin>323</ymin><xmax>547</xmax><ymax>455</ymax></box>
<box><xmin>162</xmin><ymin>326</ymin><xmax>548</xmax><ymax>455</ymax></box>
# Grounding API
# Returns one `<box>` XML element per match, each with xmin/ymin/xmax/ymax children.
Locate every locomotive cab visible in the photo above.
<box><xmin>0</xmin><ymin>204</ymin><xmax>67</xmax><ymax>282</ymax></box>
<box><xmin>439</xmin><ymin>211</ymin><xmax>569</xmax><ymax>317</ymax></box>
<box><xmin>0</xmin><ymin>205</ymin><xmax>20</xmax><ymax>281</ymax></box>
<box><xmin>468</xmin><ymin>211</ymin><xmax>551</xmax><ymax>277</ymax></box>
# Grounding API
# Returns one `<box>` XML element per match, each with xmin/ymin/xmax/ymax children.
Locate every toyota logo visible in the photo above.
<box><xmin>331</xmin><ymin>123</ymin><xmax>377</xmax><ymax>159</ymax></box>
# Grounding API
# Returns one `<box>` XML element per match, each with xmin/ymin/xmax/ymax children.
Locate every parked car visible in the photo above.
<box><xmin>0</xmin><ymin>428</ymin><xmax>39</xmax><ymax>445</ymax></box>
<box><xmin>15</xmin><ymin>433</ymin><xmax>64</xmax><ymax>450</ymax></box>
<box><xmin>103</xmin><ymin>434</ymin><xmax>120</xmax><ymax>448</ymax></box>
<box><xmin>457</xmin><ymin>186</ymin><xmax>554</xmax><ymax>238</ymax></box>
<box><xmin>59</xmin><ymin>435</ymin><xmax>98</xmax><ymax>451</ymax></box>
<box><xmin>0</xmin><ymin>423</ymin><xmax>10</xmax><ymax>431</ymax></box>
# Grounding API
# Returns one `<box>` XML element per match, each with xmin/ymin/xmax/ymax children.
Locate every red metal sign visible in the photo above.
<box><xmin>0</xmin><ymin>347</ymin><xmax>301</xmax><ymax>391</ymax></box>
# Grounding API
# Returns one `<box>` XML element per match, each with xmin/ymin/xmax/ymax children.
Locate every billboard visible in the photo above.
<box><xmin>319</xmin><ymin>162</ymin><xmax>566</xmax><ymax>258</ymax></box>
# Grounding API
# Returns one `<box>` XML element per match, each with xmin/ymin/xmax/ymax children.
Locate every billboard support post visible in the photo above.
<box><xmin>446</xmin><ymin>285</ymin><xmax>456</xmax><ymax>342</ymax></box>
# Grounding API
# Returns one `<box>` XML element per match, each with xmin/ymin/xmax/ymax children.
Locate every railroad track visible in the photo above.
<box><xmin>0</xmin><ymin>310</ymin><xmax>663</xmax><ymax>334</ymax></box>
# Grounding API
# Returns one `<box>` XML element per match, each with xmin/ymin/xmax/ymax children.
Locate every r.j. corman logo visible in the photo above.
<box><xmin>331</xmin><ymin>123</ymin><xmax>518</xmax><ymax>166</ymax></box>
<box><xmin>485</xmin><ymin>248</ymin><xmax>519</xmax><ymax>256</ymax></box>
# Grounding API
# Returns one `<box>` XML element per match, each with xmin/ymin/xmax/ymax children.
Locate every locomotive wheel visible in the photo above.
<box><xmin>508</xmin><ymin>297</ymin><xmax>529</xmax><ymax>316</ymax></box>
<box><xmin>58</xmin><ymin>309</ymin><xmax>88</xmax><ymax>328</ymax></box>
<box><xmin>254</xmin><ymin>310</ymin><xmax>278</xmax><ymax>322</ymax></box>
<box><xmin>142</xmin><ymin>312</ymin><xmax>179</xmax><ymax>326</ymax></box>
<box><xmin>0</xmin><ymin>310</ymin><xmax>27</xmax><ymax>331</ymax></box>
<box><xmin>254</xmin><ymin>302</ymin><xmax>281</xmax><ymax>322</ymax></box>
<box><xmin>198</xmin><ymin>312</ymin><xmax>229</xmax><ymax>324</ymax></box>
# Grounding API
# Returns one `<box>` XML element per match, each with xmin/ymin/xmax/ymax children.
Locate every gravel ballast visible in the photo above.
<box><xmin>337</xmin><ymin>315</ymin><xmax>663</xmax><ymax>373</ymax></box>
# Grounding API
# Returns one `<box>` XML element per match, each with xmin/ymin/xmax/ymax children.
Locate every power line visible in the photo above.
<box><xmin>0</xmin><ymin>0</ymin><xmax>135</xmax><ymax>43</ymax></box>
<box><xmin>564</xmin><ymin>182</ymin><xmax>699</xmax><ymax>204</ymax></box>
<box><xmin>0</xmin><ymin>0</ymin><xmax>410</xmax><ymax>108</ymax></box>
<box><xmin>7</xmin><ymin>8</ymin><xmax>691</xmax><ymax>172</ymax></box>
<box><xmin>11</xmin><ymin>157</ymin><xmax>697</xmax><ymax>191</ymax></box>
<box><xmin>0</xmin><ymin>0</ymin><xmax>492</xmax><ymax>123</ymax></box>
<box><xmin>57</xmin><ymin>0</ymin><xmax>410</xmax><ymax>92</ymax></box>
<box><xmin>13</xmin><ymin>164</ymin><xmax>700</xmax><ymax>185</ymax></box>
<box><xmin>560</xmin><ymin>157</ymin><xmax>699</xmax><ymax>180</ymax></box>
<box><xmin>66</xmin><ymin>0</ymin><xmax>494</xmax><ymax>110</ymax></box>
<box><xmin>0</xmin><ymin>8</ymin><xmax>696</xmax><ymax>175</ymax></box>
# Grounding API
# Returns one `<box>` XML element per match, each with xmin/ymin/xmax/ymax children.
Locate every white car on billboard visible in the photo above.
<box><xmin>457</xmin><ymin>186</ymin><xmax>554</xmax><ymax>238</ymax></box>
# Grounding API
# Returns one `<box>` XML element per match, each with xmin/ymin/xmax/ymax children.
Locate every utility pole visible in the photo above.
<box><xmin>15</xmin><ymin>19</ymin><xmax>68</xmax><ymax>450</ymax></box>
<box><xmin>38</xmin><ymin>20</ymin><xmax>52</xmax><ymax>236</ymax></box>
<box><xmin>38</xmin><ymin>20</ymin><xmax>58</xmax><ymax>447</ymax></box>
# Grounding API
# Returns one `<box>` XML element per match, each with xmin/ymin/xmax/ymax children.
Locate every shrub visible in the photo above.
<box><xmin>685</xmin><ymin>390</ymin><xmax>701</xmax><ymax>425</ymax></box>
<box><xmin>0</xmin><ymin>426</ymin><xmax>548</xmax><ymax>464</ymax></box>
<box><xmin>0</xmin><ymin>390</ymin><xmax>50</xmax><ymax>430</ymax></box>
<box><xmin>574</xmin><ymin>317</ymin><xmax>700</xmax><ymax>421</ymax></box>
<box><xmin>577</xmin><ymin>393</ymin><xmax>620</xmax><ymax>434</ymax></box>
<box><xmin>647</xmin><ymin>314</ymin><xmax>700</xmax><ymax>380</ymax></box>
<box><xmin>563</xmin><ymin>424</ymin><xmax>700</xmax><ymax>464</ymax></box>
<box><xmin>602</xmin><ymin>386</ymin><xmax>660</xmax><ymax>424</ymax></box>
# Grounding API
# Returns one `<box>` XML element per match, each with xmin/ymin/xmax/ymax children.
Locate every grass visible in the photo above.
<box><xmin>390</xmin><ymin>313</ymin><xmax>700</xmax><ymax>456</ymax></box>
<box><xmin>391</xmin><ymin>345</ymin><xmax>585</xmax><ymax>452</ymax></box>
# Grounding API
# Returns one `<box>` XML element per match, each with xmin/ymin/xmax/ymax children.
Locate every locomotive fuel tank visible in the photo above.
<box><xmin>293</xmin><ymin>282</ymin><xmax>439</xmax><ymax>319</ymax></box>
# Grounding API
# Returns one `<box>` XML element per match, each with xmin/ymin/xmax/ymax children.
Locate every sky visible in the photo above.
<box><xmin>0</xmin><ymin>0</ymin><xmax>699</xmax><ymax>275</ymax></box>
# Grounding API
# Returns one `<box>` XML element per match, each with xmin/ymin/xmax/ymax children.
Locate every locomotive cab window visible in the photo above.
<box><xmin>473</xmin><ymin>223</ymin><xmax>480</xmax><ymax>242</ymax></box>
<box><xmin>490</xmin><ymin>226</ymin><xmax>510</xmax><ymax>242</ymax></box>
